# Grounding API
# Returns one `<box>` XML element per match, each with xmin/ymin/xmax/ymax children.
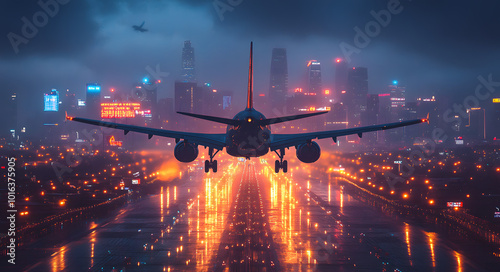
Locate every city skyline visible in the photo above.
<box><xmin>2</xmin><ymin>1</ymin><xmax>500</xmax><ymax>134</ymax></box>
<box><xmin>3</xmin><ymin>39</ymin><xmax>500</xmax><ymax>145</ymax></box>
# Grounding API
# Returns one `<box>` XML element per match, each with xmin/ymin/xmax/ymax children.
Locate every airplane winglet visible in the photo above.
<box><xmin>421</xmin><ymin>113</ymin><xmax>429</xmax><ymax>124</ymax></box>
<box><xmin>65</xmin><ymin>111</ymin><xmax>73</xmax><ymax>121</ymax></box>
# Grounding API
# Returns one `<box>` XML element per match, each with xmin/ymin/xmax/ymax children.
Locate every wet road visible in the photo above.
<box><xmin>11</xmin><ymin>161</ymin><xmax>499</xmax><ymax>271</ymax></box>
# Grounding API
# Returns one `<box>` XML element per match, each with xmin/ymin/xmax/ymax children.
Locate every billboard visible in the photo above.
<box><xmin>108</xmin><ymin>135</ymin><xmax>122</xmax><ymax>147</ymax></box>
<box><xmin>447</xmin><ymin>202</ymin><xmax>463</xmax><ymax>208</ymax></box>
<box><xmin>44</xmin><ymin>93</ymin><xmax>59</xmax><ymax>112</ymax></box>
<box><xmin>87</xmin><ymin>84</ymin><xmax>101</xmax><ymax>93</ymax></box>
<box><xmin>101</xmin><ymin>103</ymin><xmax>141</xmax><ymax>118</ymax></box>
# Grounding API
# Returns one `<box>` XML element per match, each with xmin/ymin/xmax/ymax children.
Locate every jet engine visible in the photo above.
<box><xmin>174</xmin><ymin>141</ymin><xmax>199</xmax><ymax>162</ymax></box>
<box><xmin>296</xmin><ymin>141</ymin><xmax>321</xmax><ymax>163</ymax></box>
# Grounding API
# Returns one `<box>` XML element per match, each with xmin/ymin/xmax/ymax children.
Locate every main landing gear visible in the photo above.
<box><xmin>205</xmin><ymin>147</ymin><xmax>219</xmax><ymax>173</ymax></box>
<box><xmin>274</xmin><ymin>148</ymin><xmax>288</xmax><ymax>173</ymax></box>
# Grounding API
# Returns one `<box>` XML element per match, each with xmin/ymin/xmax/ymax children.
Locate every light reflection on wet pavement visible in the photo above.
<box><xmin>18</xmin><ymin>161</ymin><xmax>496</xmax><ymax>271</ymax></box>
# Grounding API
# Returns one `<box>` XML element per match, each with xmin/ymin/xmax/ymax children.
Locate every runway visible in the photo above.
<box><xmin>16</xmin><ymin>161</ymin><xmax>495</xmax><ymax>271</ymax></box>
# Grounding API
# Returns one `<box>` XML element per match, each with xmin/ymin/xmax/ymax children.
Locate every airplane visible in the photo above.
<box><xmin>67</xmin><ymin>42</ymin><xmax>428</xmax><ymax>173</ymax></box>
<box><xmin>132</xmin><ymin>21</ymin><xmax>148</xmax><ymax>32</ymax></box>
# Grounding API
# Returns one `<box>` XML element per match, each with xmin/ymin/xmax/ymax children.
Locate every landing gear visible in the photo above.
<box><xmin>274</xmin><ymin>148</ymin><xmax>288</xmax><ymax>173</ymax></box>
<box><xmin>205</xmin><ymin>147</ymin><xmax>219</xmax><ymax>173</ymax></box>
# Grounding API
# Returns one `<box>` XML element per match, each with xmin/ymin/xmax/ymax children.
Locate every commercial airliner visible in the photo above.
<box><xmin>132</xmin><ymin>21</ymin><xmax>148</xmax><ymax>32</ymax></box>
<box><xmin>67</xmin><ymin>42</ymin><xmax>428</xmax><ymax>173</ymax></box>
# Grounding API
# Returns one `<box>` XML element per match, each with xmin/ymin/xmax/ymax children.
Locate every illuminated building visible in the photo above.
<box><xmin>181</xmin><ymin>40</ymin><xmax>196</xmax><ymax>82</ymax></box>
<box><xmin>334</xmin><ymin>57</ymin><xmax>348</xmax><ymax>103</ymax></box>
<box><xmin>466</xmin><ymin>107</ymin><xmax>486</xmax><ymax>142</ymax></box>
<box><xmin>416</xmin><ymin>96</ymin><xmax>439</xmax><ymax>140</ymax></box>
<box><xmin>269</xmin><ymin>48</ymin><xmax>288</xmax><ymax>114</ymax></box>
<box><xmin>86</xmin><ymin>83</ymin><xmax>101</xmax><ymax>119</ymax></box>
<box><xmin>389</xmin><ymin>81</ymin><xmax>406</xmax><ymax>119</ymax></box>
<box><xmin>175</xmin><ymin>81</ymin><xmax>202</xmax><ymax>115</ymax></box>
<box><xmin>346</xmin><ymin>67</ymin><xmax>368</xmax><ymax>129</ymax></box>
<box><xmin>489</xmin><ymin>98</ymin><xmax>500</xmax><ymax>141</ymax></box>
<box><xmin>4</xmin><ymin>92</ymin><xmax>17</xmax><ymax>139</ymax></box>
<box><xmin>44</xmin><ymin>89</ymin><xmax>59</xmax><ymax>112</ymax></box>
<box><xmin>386</xmin><ymin>81</ymin><xmax>406</xmax><ymax>144</ymax></box>
<box><xmin>133</xmin><ymin>78</ymin><xmax>158</xmax><ymax>126</ymax></box>
<box><xmin>306</xmin><ymin>60</ymin><xmax>322</xmax><ymax>95</ymax></box>
<box><xmin>43</xmin><ymin>89</ymin><xmax>62</xmax><ymax>143</ymax></box>
<box><xmin>60</xmin><ymin>89</ymin><xmax>77</xmax><ymax>115</ymax></box>
<box><xmin>324</xmin><ymin>102</ymin><xmax>348</xmax><ymax>132</ymax></box>
<box><xmin>158</xmin><ymin>98</ymin><xmax>174</xmax><ymax>129</ymax></box>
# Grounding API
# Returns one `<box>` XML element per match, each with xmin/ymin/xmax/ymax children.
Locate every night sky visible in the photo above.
<box><xmin>1</xmin><ymin>0</ymin><xmax>499</xmax><ymax>133</ymax></box>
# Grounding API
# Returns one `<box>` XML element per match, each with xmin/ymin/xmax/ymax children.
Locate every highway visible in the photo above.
<box><xmin>15</xmin><ymin>160</ymin><xmax>496</xmax><ymax>271</ymax></box>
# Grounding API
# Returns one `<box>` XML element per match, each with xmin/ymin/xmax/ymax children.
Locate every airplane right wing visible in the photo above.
<box><xmin>270</xmin><ymin>118</ymin><xmax>428</xmax><ymax>151</ymax></box>
<box><xmin>67</xmin><ymin>116</ymin><xmax>226</xmax><ymax>150</ymax></box>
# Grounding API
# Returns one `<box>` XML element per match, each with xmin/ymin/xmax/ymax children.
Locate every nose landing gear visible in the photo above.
<box><xmin>205</xmin><ymin>147</ymin><xmax>219</xmax><ymax>173</ymax></box>
<box><xmin>274</xmin><ymin>148</ymin><xmax>288</xmax><ymax>173</ymax></box>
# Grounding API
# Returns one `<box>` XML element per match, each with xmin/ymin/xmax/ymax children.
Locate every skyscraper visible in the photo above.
<box><xmin>61</xmin><ymin>89</ymin><xmax>77</xmax><ymax>115</ymax></box>
<box><xmin>491</xmin><ymin>98</ymin><xmax>500</xmax><ymax>140</ymax></box>
<box><xmin>306</xmin><ymin>60</ymin><xmax>322</xmax><ymax>94</ymax></box>
<box><xmin>134</xmin><ymin>77</ymin><xmax>158</xmax><ymax>126</ymax></box>
<box><xmin>269</xmin><ymin>48</ymin><xmax>288</xmax><ymax>113</ymax></box>
<box><xmin>4</xmin><ymin>93</ymin><xmax>17</xmax><ymax>139</ymax></box>
<box><xmin>175</xmin><ymin>81</ymin><xmax>201</xmax><ymax>113</ymax></box>
<box><xmin>386</xmin><ymin>81</ymin><xmax>406</xmax><ymax>143</ymax></box>
<box><xmin>466</xmin><ymin>107</ymin><xmax>486</xmax><ymax>142</ymax></box>
<box><xmin>346</xmin><ymin>67</ymin><xmax>368</xmax><ymax>128</ymax></box>
<box><xmin>86</xmin><ymin>83</ymin><xmax>101</xmax><ymax>119</ymax></box>
<box><xmin>334</xmin><ymin>58</ymin><xmax>348</xmax><ymax>102</ymax></box>
<box><xmin>389</xmin><ymin>81</ymin><xmax>406</xmax><ymax>121</ymax></box>
<box><xmin>43</xmin><ymin>89</ymin><xmax>62</xmax><ymax>142</ymax></box>
<box><xmin>181</xmin><ymin>41</ymin><xmax>196</xmax><ymax>82</ymax></box>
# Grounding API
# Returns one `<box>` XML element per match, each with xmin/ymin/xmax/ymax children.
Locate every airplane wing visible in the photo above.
<box><xmin>67</xmin><ymin>116</ymin><xmax>226</xmax><ymax>150</ymax></box>
<box><xmin>270</xmin><ymin>118</ymin><xmax>428</xmax><ymax>151</ymax></box>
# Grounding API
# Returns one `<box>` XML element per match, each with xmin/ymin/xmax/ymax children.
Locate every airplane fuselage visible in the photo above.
<box><xmin>225</xmin><ymin>108</ymin><xmax>271</xmax><ymax>158</ymax></box>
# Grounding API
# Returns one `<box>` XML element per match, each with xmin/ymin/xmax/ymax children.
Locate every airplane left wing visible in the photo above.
<box><xmin>270</xmin><ymin>118</ymin><xmax>428</xmax><ymax>151</ymax></box>
<box><xmin>67</xmin><ymin>116</ymin><xmax>226</xmax><ymax>150</ymax></box>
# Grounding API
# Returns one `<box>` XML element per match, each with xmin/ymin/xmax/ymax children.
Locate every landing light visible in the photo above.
<box><xmin>247</xmin><ymin>118</ymin><xmax>252</xmax><ymax>123</ymax></box>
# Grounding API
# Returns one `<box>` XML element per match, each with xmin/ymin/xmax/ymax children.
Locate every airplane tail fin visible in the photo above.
<box><xmin>246</xmin><ymin>42</ymin><xmax>253</xmax><ymax>109</ymax></box>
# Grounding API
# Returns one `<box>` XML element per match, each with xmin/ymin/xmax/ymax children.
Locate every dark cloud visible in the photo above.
<box><xmin>1</xmin><ymin>0</ymin><xmax>99</xmax><ymax>58</ymax></box>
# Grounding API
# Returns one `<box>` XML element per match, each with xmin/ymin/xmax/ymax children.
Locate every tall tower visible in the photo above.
<box><xmin>306</xmin><ymin>60</ymin><xmax>322</xmax><ymax>94</ymax></box>
<box><xmin>86</xmin><ymin>83</ymin><xmax>101</xmax><ymax>119</ymax></box>
<box><xmin>181</xmin><ymin>41</ymin><xmax>196</xmax><ymax>82</ymax></box>
<box><xmin>269</xmin><ymin>48</ymin><xmax>288</xmax><ymax>113</ymax></box>
<box><xmin>389</xmin><ymin>80</ymin><xmax>406</xmax><ymax>121</ymax></box>
<box><xmin>334</xmin><ymin>58</ymin><xmax>348</xmax><ymax>103</ymax></box>
<box><xmin>386</xmin><ymin>81</ymin><xmax>406</xmax><ymax>143</ymax></box>
<box><xmin>134</xmin><ymin>77</ymin><xmax>158</xmax><ymax>126</ymax></box>
<box><xmin>346</xmin><ymin>67</ymin><xmax>368</xmax><ymax>128</ymax></box>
